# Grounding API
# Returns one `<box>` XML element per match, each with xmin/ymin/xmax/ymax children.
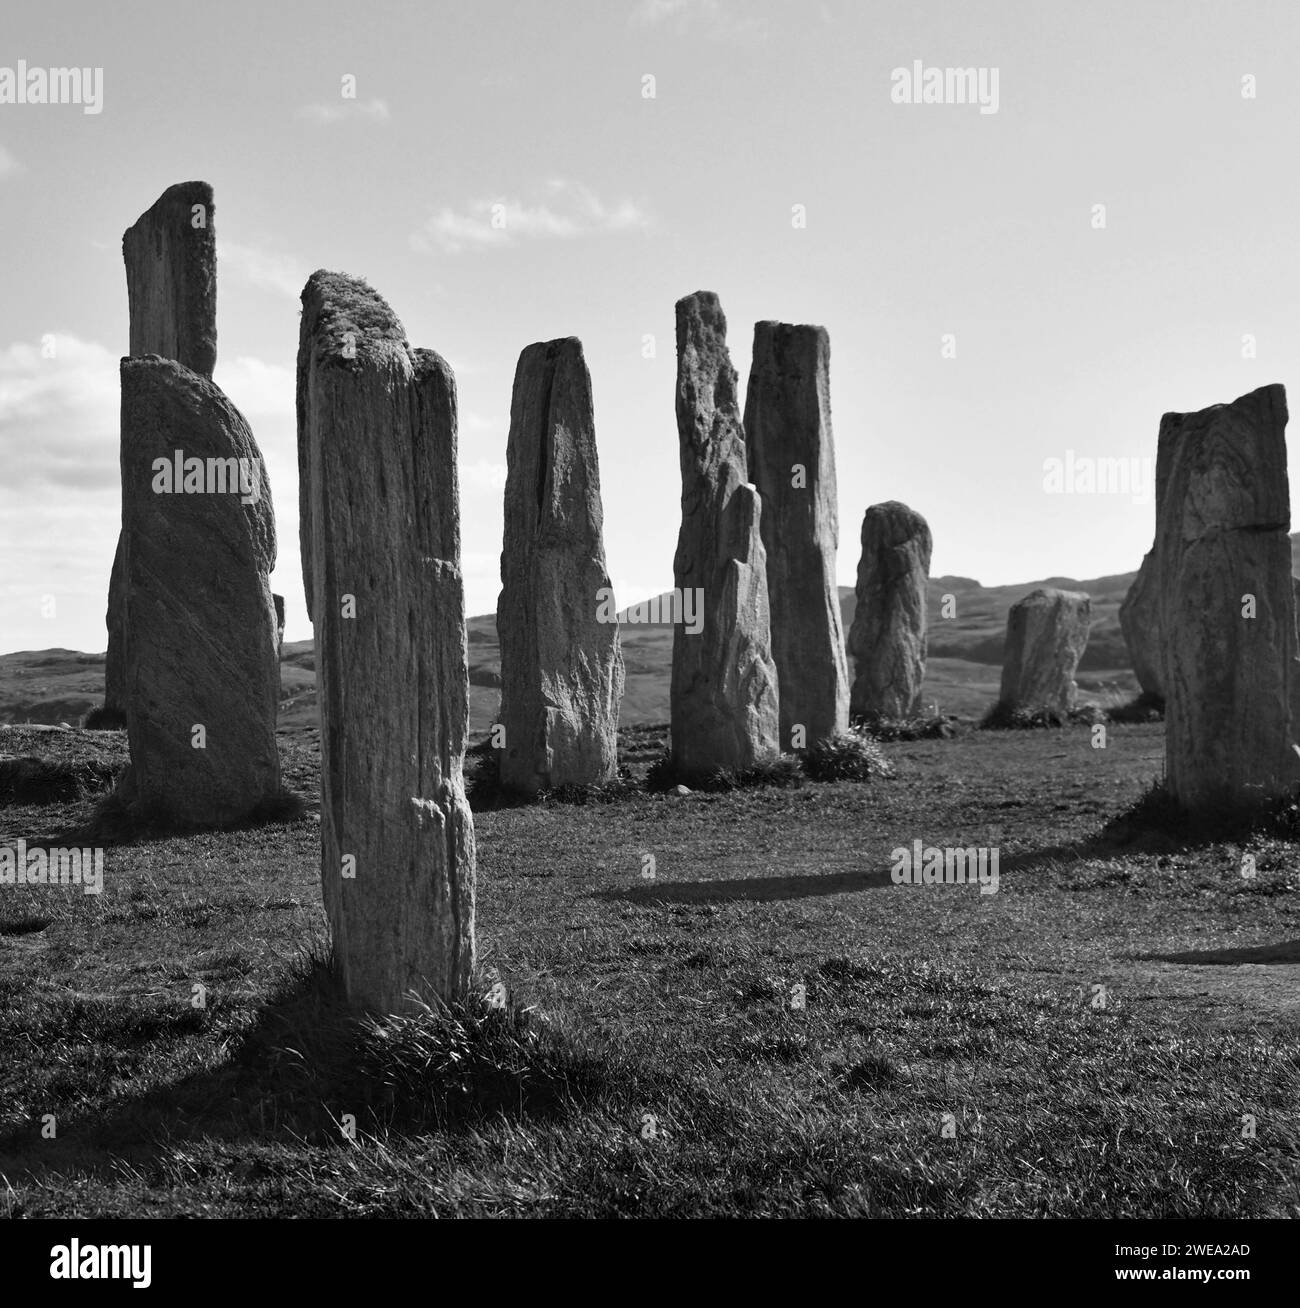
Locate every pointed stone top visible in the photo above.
<box><xmin>676</xmin><ymin>292</ymin><xmax>729</xmax><ymax>355</ymax></box>
<box><xmin>299</xmin><ymin>270</ymin><xmax>409</xmax><ymax>364</ymax></box>
<box><xmin>862</xmin><ymin>500</ymin><xmax>929</xmax><ymax>541</ymax></box>
<box><xmin>675</xmin><ymin>292</ymin><xmax>741</xmax><ymax>453</ymax></box>
<box><xmin>676</xmin><ymin>289</ymin><xmax>724</xmax><ymax>319</ymax></box>
<box><xmin>123</xmin><ymin>180</ymin><xmax>213</xmax><ymax>236</ymax></box>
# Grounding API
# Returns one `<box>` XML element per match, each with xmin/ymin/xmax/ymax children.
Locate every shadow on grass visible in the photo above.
<box><xmin>995</xmin><ymin>780</ymin><xmax>1300</xmax><ymax>881</ymax></box>
<box><xmin>1136</xmin><ymin>939</ymin><xmax>1300</xmax><ymax>966</ymax></box>
<box><xmin>0</xmin><ymin>755</ymin><xmax>119</xmax><ymax>805</ymax></box>
<box><xmin>59</xmin><ymin>786</ymin><xmax>311</xmax><ymax>846</ymax></box>
<box><xmin>0</xmin><ymin>948</ymin><xmax>624</xmax><ymax>1185</ymax></box>
<box><xmin>598</xmin><ymin>867</ymin><xmax>893</xmax><ymax>905</ymax></box>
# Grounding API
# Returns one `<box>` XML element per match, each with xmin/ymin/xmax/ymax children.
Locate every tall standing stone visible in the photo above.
<box><xmin>496</xmin><ymin>338</ymin><xmax>623</xmax><ymax>794</ymax></box>
<box><xmin>106</xmin><ymin>182</ymin><xmax>217</xmax><ymax>721</ymax></box>
<box><xmin>847</xmin><ymin>502</ymin><xmax>932</xmax><ymax>720</ymax></box>
<box><xmin>744</xmin><ymin>321</ymin><xmax>849</xmax><ymax>747</ymax></box>
<box><xmin>1155</xmin><ymin>384</ymin><xmax>1296</xmax><ymax>808</ymax></box>
<box><xmin>122</xmin><ymin>181</ymin><xmax>217</xmax><ymax>376</ymax></box>
<box><xmin>1118</xmin><ymin>549</ymin><xmax>1162</xmax><ymax>699</ymax></box>
<box><xmin>671</xmin><ymin>292</ymin><xmax>780</xmax><ymax>777</ymax></box>
<box><xmin>113</xmin><ymin>357</ymin><xmax>280</xmax><ymax>824</ymax></box>
<box><xmin>996</xmin><ymin>588</ymin><xmax>1092</xmax><ymax>716</ymax></box>
<box><xmin>297</xmin><ymin>270</ymin><xmax>475</xmax><ymax>1014</ymax></box>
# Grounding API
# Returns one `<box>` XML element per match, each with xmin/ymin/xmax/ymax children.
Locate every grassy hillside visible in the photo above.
<box><xmin>2</xmin><ymin>564</ymin><xmax>1165</xmax><ymax>732</ymax></box>
<box><xmin>13</xmin><ymin>534</ymin><xmax>1300</xmax><ymax>730</ymax></box>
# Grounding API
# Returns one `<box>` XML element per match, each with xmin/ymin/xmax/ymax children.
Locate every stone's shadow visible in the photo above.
<box><xmin>598</xmin><ymin>868</ymin><xmax>892</xmax><ymax>905</ymax></box>
<box><xmin>0</xmin><ymin>961</ymin><xmax>611</xmax><ymax>1191</ymax></box>
<box><xmin>1135</xmin><ymin>939</ymin><xmax>1300</xmax><ymax>966</ymax></box>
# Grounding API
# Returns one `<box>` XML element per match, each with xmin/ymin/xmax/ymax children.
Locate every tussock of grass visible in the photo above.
<box><xmin>0</xmin><ymin>755</ymin><xmax>118</xmax><ymax>805</ymax></box>
<box><xmin>82</xmin><ymin>705</ymin><xmax>127</xmax><ymax>731</ymax></box>
<box><xmin>851</xmin><ymin>714</ymin><xmax>957</xmax><ymax>742</ymax></box>
<box><xmin>799</xmin><ymin>729</ymin><xmax>894</xmax><ymax>782</ymax></box>
<box><xmin>980</xmin><ymin>701</ymin><xmax>1105</xmax><ymax>730</ymax></box>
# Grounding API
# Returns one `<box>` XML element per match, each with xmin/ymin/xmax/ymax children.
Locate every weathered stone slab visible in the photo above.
<box><xmin>496</xmin><ymin>338</ymin><xmax>623</xmax><ymax>794</ymax></box>
<box><xmin>997</xmin><ymin>587</ymin><xmax>1091</xmax><ymax>716</ymax></box>
<box><xmin>744</xmin><ymin>321</ymin><xmax>849</xmax><ymax>747</ymax></box>
<box><xmin>103</xmin><ymin>538</ymin><xmax>127</xmax><ymax>723</ymax></box>
<box><xmin>1155</xmin><ymin>383</ymin><xmax>1296</xmax><ymax>808</ymax></box>
<box><xmin>1118</xmin><ymin>549</ymin><xmax>1162</xmax><ymax>699</ymax></box>
<box><xmin>670</xmin><ymin>291</ymin><xmax>779</xmax><ymax>777</ymax></box>
<box><xmin>847</xmin><ymin>501</ymin><xmax>932</xmax><ymax>720</ymax></box>
<box><xmin>297</xmin><ymin>270</ymin><xmax>475</xmax><ymax>1013</ymax></box>
<box><xmin>113</xmin><ymin>356</ymin><xmax>280</xmax><ymax>824</ymax></box>
<box><xmin>106</xmin><ymin>182</ymin><xmax>218</xmax><ymax>721</ymax></box>
<box><xmin>122</xmin><ymin>181</ymin><xmax>217</xmax><ymax>377</ymax></box>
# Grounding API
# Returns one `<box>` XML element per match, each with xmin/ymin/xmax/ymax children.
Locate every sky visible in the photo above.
<box><xmin>3</xmin><ymin>0</ymin><xmax>1300</xmax><ymax>653</ymax></box>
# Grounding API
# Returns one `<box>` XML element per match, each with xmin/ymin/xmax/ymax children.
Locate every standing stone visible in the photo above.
<box><xmin>102</xmin><ymin>538</ymin><xmax>127</xmax><ymax>724</ymax></box>
<box><xmin>1118</xmin><ymin>549</ymin><xmax>1162</xmax><ymax>699</ymax></box>
<box><xmin>996</xmin><ymin>588</ymin><xmax>1092</xmax><ymax>716</ymax></box>
<box><xmin>1155</xmin><ymin>384</ymin><xmax>1296</xmax><ymax>809</ymax></box>
<box><xmin>847</xmin><ymin>502</ymin><xmax>932</xmax><ymax>720</ymax></box>
<box><xmin>671</xmin><ymin>292</ymin><xmax>780</xmax><ymax>778</ymax></box>
<box><xmin>496</xmin><ymin>338</ymin><xmax>623</xmax><ymax>794</ymax></box>
<box><xmin>105</xmin><ymin>182</ymin><xmax>218</xmax><ymax>721</ymax></box>
<box><xmin>297</xmin><ymin>270</ymin><xmax>475</xmax><ymax>1014</ymax></box>
<box><xmin>122</xmin><ymin>181</ymin><xmax>217</xmax><ymax>377</ymax></box>
<box><xmin>744</xmin><ymin>321</ymin><xmax>849</xmax><ymax>748</ymax></box>
<box><xmin>113</xmin><ymin>357</ymin><xmax>280</xmax><ymax>824</ymax></box>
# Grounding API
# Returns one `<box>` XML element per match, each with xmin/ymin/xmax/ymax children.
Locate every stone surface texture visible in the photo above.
<box><xmin>997</xmin><ymin>587</ymin><xmax>1092</xmax><ymax>716</ymax></box>
<box><xmin>847</xmin><ymin>501</ymin><xmax>933</xmax><ymax>720</ymax></box>
<box><xmin>1155</xmin><ymin>383</ymin><xmax>1296</xmax><ymax>808</ymax></box>
<box><xmin>297</xmin><ymin>270</ymin><xmax>475</xmax><ymax>1014</ymax></box>
<box><xmin>496</xmin><ymin>338</ymin><xmax>623</xmax><ymax>794</ymax></box>
<box><xmin>744</xmin><ymin>321</ymin><xmax>849</xmax><ymax>746</ymax></box>
<box><xmin>107</xmin><ymin>181</ymin><xmax>218</xmax><ymax>720</ymax></box>
<box><xmin>670</xmin><ymin>291</ymin><xmax>779</xmax><ymax>777</ymax></box>
<box><xmin>114</xmin><ymin>356</ymin><xmax>280</xmax><ymax>824</ymax></box>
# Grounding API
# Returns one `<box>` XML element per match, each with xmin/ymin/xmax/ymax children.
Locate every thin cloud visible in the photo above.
<box><xmin>630</xmin><ymin>0</ymin><xmax>768</xmax><ymax>39</ymax></box>
<box><xmin>0</xmin><ymin>334</ymin><xmax>119</xmax><ymax>491</ymax></box>
<box><xmin>221</xmin><ymin>240</ymin><xmax>309</xmax><ymax>301</ymax></box>
<box><xmin>297</xmin><ymin>98</ymin><xmax>391</xmax><ymax>125</ymax></box>
<box><xmin>214</xmin><ymin>356</ymin><xmax>296</xmax><ymax>419</ymax></box>
<box><xmin>412</xmin><ymin>180</ymin><xmax>651</xmax><ymax>255</ymax></box>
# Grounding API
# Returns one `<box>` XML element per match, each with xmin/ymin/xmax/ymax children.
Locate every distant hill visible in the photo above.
<box><xmin>6</xmin><ymin>536</ymin><xmax>1298</xmax><ymax>732</ymax></box>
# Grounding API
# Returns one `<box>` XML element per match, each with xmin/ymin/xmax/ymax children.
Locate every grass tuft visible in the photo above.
<box><xmin>82</xmin><ymin>705</ymin><xmax>127</xmax><ymax>731</ymax></box>
<box><xmin>800</xmin><ymin>729</ymin><xmax>895</xmax><ymax>782</ymax></box>
<box><xmin>0</xmin><ymin>755</ymin><xmax>118</xmax><ymax>805</ymax></box>
<box><xmin>850</xmin><ymin>713</ymin><xmax>957</xmax><ymax>742</ymax></box>
<box><xmin>980</xmin><ymin>701</ymin><xmax>1105</xmax><ymax>730</ymax></box>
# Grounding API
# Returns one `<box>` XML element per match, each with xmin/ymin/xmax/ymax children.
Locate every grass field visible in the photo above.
<box><xmin>2</xmin><ymin>719</ymin><xmax>1297</xmax><ymax>1217</ymax></box>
